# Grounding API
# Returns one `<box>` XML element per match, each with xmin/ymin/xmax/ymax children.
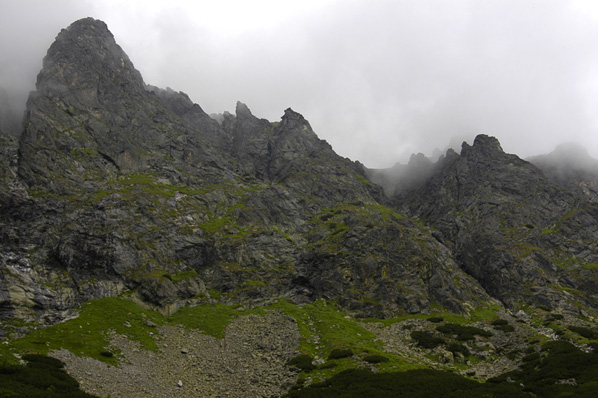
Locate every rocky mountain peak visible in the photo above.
<box><xmin>36</xmin><ymin>17</ymin><xmax>144</xmax><ymax>101</ymax></box>
<box><xmin>235</xmin><ymin>101</ymin><xmax>254</xmax><ymax>118</ymax></box>
<box><xmin>460</xmin><ymin>134</ymin><xmax>504</xmax><ymax>159</ymax></box>
<box><xmin>280</xmin><ymin>108</ymin><xmax>312</xmax><ymax>132</ymax></box>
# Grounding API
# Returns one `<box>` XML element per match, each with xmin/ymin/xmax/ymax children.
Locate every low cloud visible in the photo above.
<box><xmin>1</xmin><ymin>0</ymin><xmax>597</xmax><ymax>166</ymax></box>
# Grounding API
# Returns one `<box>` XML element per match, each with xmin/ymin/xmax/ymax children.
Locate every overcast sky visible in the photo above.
<box><xmin>1</xmin><ymin>0</ymin><xmax>597</xmax><ymax>168</ymax></box>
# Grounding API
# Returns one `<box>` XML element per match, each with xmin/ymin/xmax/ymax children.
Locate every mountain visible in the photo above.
<box><xmin>527</xmin><ymin>142</ymin><xmax>598</xmax><ymax>203</ymax></box>
<box><xmin>1</xmin><ymin>18</ymin><xmax>489</xmax><ymax>334</ymax></box>
<box><xmin>2</xmin><ymin>17</ymin><xmax>598</xmax><ymax>397</ymax></box>
<box><xmin>394</xmin><ymin>135</ymin><xmax>598</xmax><ymax>313</ymax></box>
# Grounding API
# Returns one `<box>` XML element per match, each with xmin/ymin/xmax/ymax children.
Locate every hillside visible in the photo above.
<box><xmin>1</xmin><ymin>17</ymin><xmax>598</xmax><ymax>397</ymax></box>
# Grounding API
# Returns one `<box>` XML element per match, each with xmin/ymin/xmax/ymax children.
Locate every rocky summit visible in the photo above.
<box><xmin>2</xmin><ymin>17</ymin><xmax>598</xmax><ymax>397</ymax></box>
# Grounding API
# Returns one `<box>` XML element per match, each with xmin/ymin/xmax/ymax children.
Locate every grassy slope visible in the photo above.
<box><xmin>2</xmin><ymin>297</ymin><xmax>598</xmax><ymax>397</ymax></box>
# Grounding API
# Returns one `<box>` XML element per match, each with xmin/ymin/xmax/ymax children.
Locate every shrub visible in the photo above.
<box><xmin>282</xmin><ymin>368</ymin><xmax>528</xmax><ymax>397</ymax></box>
<box><xmin>494</xmin><ymin>324</ymin><xmax>515</xmax><ymax>333</ymax></box>
<box><xmin>491</xmin><ymin>319</ymin><xmax>508</xmax><ymax>326</ymax></box>
<box><xmin>328</xmin><ymin>348</ymin><xmax>354</xmax><ymax>360</ymax></box>
<box><xmin>447</xmin><ymin>343</ymin><xmax>470</xmax><ymax>357</ymax></box>
<box><xmin>0</xmin><ymin>355</ymin><xmax>99</xmax><ymax>397</ymax></box>
<box><xmin>99</xmin><ymin>351</ymin><xmax>114</xmax><ymax>358</ymax></box>
<box><xmin>522</xmin><ymin>352</ymin><xmax>540</xmax><ymax>362</ymax></box>
<box><xmin>411</xmin><ymin>331</ymin><xmax>445</xmax><ymax>349</ymax></box>
<box><xmin>436</xmin><ymin>323</ymin><xmax>492</xmax><ymax>341</ymax></box>
<box><xmin>287</xmin><ymin>354</ymin><xmax>316</xmax><ymax>371</ymax></box>
<box><xmin>22</xmin><ymin>354</ymin><xmax>65</xmax><ymax>369</ymax></box>
<box><xmin>568</xmin><ymin>325</ymin><xmax>595</xmax><ymax>339</ymax></box>
<box><xmin>427</xmin><ymin>317</ymin><xmax>444</xmax><ymax>323</ymax></box>
<box><xmin>319</xmin><ymin>361</ymin><xmax>337</xmax><ymax>369</ymax></box>
<box><xmin>363</xmin><ymin>355</ymin><xmax>389</xmax><ymax>363</ymax></box>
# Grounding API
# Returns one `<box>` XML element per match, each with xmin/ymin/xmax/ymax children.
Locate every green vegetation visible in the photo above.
<box><xmin>3</xmin><ymin>296</ymin><xmax>598</xmax><ymax>397</ymax></box>
<box><xmin>328</xmin><ymin>348</ymin><xmax>354</xmax><ymax>360</ymax></box>
<box><xmin>0</xmin><ymin>354</ymin><xmax>99</xmax><ymax>397</ymax></box>
<box><xmin>269</xmin><ymin>299</ymin><xmax>420</xmax><ymax>382</ymax></box>
<box><xmin>363</xmin><ymin>354</ymin><xmax>389</xmax><ymax>364</ymax></box>
<box><xmin>283</xmin><ymin>368</ymin><xmax>527</xmax><ymax>398</ymax></box>
<box><xmin>169</xmin><ymin>303</ymin><xmax>263</xmax><ymax>339</ymax></box>
<box><xmin>491</xmin><ymin>319</ymin><xmax>515</xmax><ymax>333</ymax></box>
<box><xmin>489</xmin><ymin>340</ymin><xmax>598</xmax><ymax>397</ymax></box>
<box><xmin>0</xmin><ymin>297</ymin><xmax>166</xmax><ymax>365</ymax></box>
<box><xmin>410</xmin><ymin>331</ymin><xmax>445</xmax><ymax>349</ymax></box>
<box><xmin>568</xmin><ymin>325</ymin><xmax>596</xmax><ymax>339</ymax></box>
<box><xmin>435</xmin><ymin>323</ymin><xmax>493</xmax><ymax>341</ymax></box>
<box><xmin>287</xmin><ymin>354</ymin><xmax>317</xmax><ymax>372</ymax></box>
<box><xmin>426</xmin><ymin>316</ymin><xmax>444</xmax><ymax>323</ymax></box>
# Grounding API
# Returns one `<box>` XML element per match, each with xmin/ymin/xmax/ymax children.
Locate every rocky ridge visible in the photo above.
<box><xmin>1</xmin><ymin>17</ymin><xmax>598</xmax><ymax>341</ymax></box>
<box><xmin>395</xmin><ymin>135</ymin><xmax>598</xmax><ymax>312</ymax></box>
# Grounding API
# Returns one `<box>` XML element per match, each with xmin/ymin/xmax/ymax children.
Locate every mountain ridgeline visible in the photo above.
<box><xmin>1</xmin><ymin>17</ymin><xmax>598</xmax><ymax>340</ymax></box>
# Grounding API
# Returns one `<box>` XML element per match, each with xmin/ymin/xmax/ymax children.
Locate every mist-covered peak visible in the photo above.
<box><xmin>546</xmin><ymin>142</ymin><xmax>595</xmax><ymax>168</ymax></box>
<box><xmin>527</xmin><ymin>142</ymin><xmax>598</xmax><ymax>202</ymax></box>
<box><xmin>235</xmin><ymin>101</ymin><xmax>254</xmax><ymax>118</ymax></box>
<box><xmin>528</xmin><ymin>141</ymin><xmax>598</xmax><ymax>172</ymax></box>
<box><xmin>461</xmin><ymin>134</ymin><xmax>504</xmax><ymax>158</ymax></box>
<box><xmin>407</xmin><ymin>152</ymin><xmax>433</xmax><ymax>167</ymax></box>
<box><xmin>35</xmin><ymin>17</ymin><xmax>144</xmax><ymax>101</ymax></box>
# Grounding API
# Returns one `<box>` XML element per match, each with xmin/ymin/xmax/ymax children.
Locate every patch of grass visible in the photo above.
<box><xmin>268</xmin><ymin>299</ymin><xmax>420</xmax><ymax>382</ymax></box>
<box><xmin>0</xmin><ymin>297</ymin><xmax>166</xmax><ymax>365</ymax></box>
<box><xmin>169</xmin><ymin>303</ymin><xmax>263</xmax><ymax>339</ymax></box>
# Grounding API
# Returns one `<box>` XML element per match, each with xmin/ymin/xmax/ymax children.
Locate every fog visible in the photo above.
<box><xmin>1</xmin><ymin>0</ymin><xmax>597</xmax><ymax>167</ymax></box>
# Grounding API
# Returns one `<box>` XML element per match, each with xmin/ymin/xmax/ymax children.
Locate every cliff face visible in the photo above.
<box><xmin>1</xmin><ymin>18</ymin><xmax>598</xmax><ymax>337</ymax></box>
<box><xmin>396</xmin><ymin>135</ymin><xmax>598</xmax><ymax>313</ymax></box>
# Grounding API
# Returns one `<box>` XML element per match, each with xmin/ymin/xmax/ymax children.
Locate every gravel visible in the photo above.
<box><xmin>52</xmin><ymin>310</ymin><xmax>301</xmax><ymax>398</ymax></box>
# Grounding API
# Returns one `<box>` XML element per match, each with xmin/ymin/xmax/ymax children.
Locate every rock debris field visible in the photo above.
<box><xmin>52</xmin><ymin>311</ymin><xmax>301</xmax><ymax>398</ymax></box>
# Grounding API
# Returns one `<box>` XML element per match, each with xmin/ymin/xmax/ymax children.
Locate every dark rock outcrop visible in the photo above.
<box><xmin>395</xmin><ymin>135</ymin><xmax>598</xmax><ymax>312</ymax></box>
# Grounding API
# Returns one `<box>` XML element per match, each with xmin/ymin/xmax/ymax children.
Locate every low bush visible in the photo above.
<box><xmin>282</xmin><ymin>368</ymin><xmax>527</xmax><ymax>397</ymax></box>
<box><xmin>363</xmin><ymin>354</ymin><xmax>389</xmax><ymax>363</ymax></box>
<box><xmin>436</xmin><ymin>323</ymin><xmax>492</xmax><ymax>341</ymax></box>
<box><xmin>410</xmin><ymin>331</ymin><xmax>445</xmax><ymax>349</ymax></box>
<box><xmin>287</xmin><ymin>354</ymin><xmax>316</xmax><ymax>371</ymax></box>
<box><xmin>493</xmin><ymin>324</ymin><xmax>515</xmax><ymax>333</ymax></box>
<box><xmin>328</xmin><ymin>348</ymin><xmax>353</xmax><ymax>360</ymax></box>
<box><xmin>568</xmin><ymin>325</ymin><xmax>595</xmax><ymax>339</ymax></box>
<box><xmin>447</xmin><ymin>343</ymin><xmax>469</xmax><ymax>357</ymax></box>
<box><xmin>0</xmin><ymin>354</ymin><xmax>99</xmax><ymax>397</ymax></box>
<box><xmin>426</xmin><ymin>317</ymin><xmax>444</xmax><ymax>323</ymax></box>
